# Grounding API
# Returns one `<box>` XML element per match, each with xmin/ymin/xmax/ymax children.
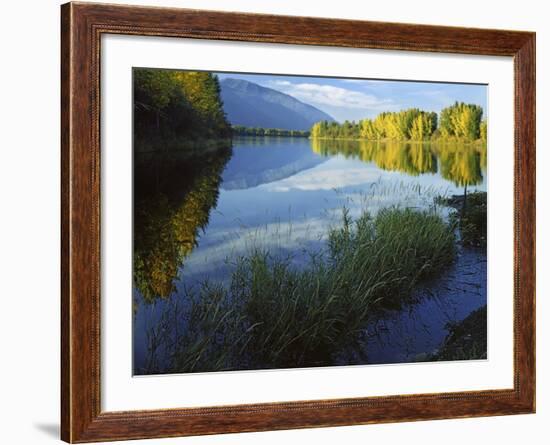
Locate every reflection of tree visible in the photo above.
<box><xmin>479</xmin><ymin>143</ymin><xmax>487</xmax><ymax>171</ymax></box>
<box><xmin>133</xmin><ymin>146</ymin><xmax>232</xmax><ymax>303</ymax></box>
<box><xmin>310</xmin><ymin>139</ymin><xmax>437</xmax><ymax>176</ymax></box>
<box><xmin>436</xmin><ymin>144</ymin><xmax>485</xmax><ymax>187</ymax></box>
<box><xmin>310</xmin><ymin>138</ymin><xmax>486</xmax><ymax>187</ymax></box>
<box><xmin>408</xmin><ymin>143</ymin><xmax>437</xmax><ymax>175</ymax></box>
<box><xmin>435</xmin><ymin>144</ymin><xmax>486</xmax><ymax>215</ymax></box>
<box><xmin>370</xmin><ymin>142</ymin><xmax>437</xmax><ymax>176</ymax></box>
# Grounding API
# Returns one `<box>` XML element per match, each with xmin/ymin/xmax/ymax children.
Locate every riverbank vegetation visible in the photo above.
<box><xmin>232</xmin><ymin>125</ymin><xmax>310</xmax><ymax>138</ymax></box>
<box><xmin>435</xmin><ymin>305</ymin><xmax>487</xmax><ymax>361</ymax></box>
<box><xmin>439</xmin><ymin>192</ymin><xmax>487</xmax><ymax>248</ymax></box>
<box><xmin>139</xmin><ymin>206</ymin><xmax>456</xmax><ymax>374</ymax></box>
<box><xmin>310</xmin><ymin>102</ymin><xmax>487</xmax><ymax>143</ymax></box>
<box><xmin>134</xmin><ymin>68</ymin><xmax>231</xmax><ymax>153</ymax></box>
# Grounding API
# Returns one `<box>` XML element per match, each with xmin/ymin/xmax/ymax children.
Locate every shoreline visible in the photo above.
<box><xmin>309</xmin><ymin>136</ymin><xmax>487</xmax><ymax>145</ymax></box>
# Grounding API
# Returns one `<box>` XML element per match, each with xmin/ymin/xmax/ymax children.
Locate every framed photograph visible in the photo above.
<box><xmin>61</xmin><ymin>2</ymin><xmax>535</xmax><ymax>442</ymax></box>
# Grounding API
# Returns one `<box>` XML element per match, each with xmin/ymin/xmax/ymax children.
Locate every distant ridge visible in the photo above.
<box><xmin>220</xmin><ymin>78</ymin><xmax>335</xmax><ymax>131</ymax></box>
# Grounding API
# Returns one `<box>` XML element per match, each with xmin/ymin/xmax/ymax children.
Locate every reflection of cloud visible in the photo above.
<box><xmin>181</xmin><ymin>216</ymin><xmax>330</xmax><ymax>280</ymax></box>
<box><xmin>179</xmin><ymin>169</ymin><xmax>471</xmax><ymax>290</ymax></box>
<box><xmin>182</xmin><ymin>177</ymin><xmax>451</xmax><ymax>284</ymax></box>
<box><xmin>260</xmin><ymin>160</ymin><xmax>383</xmax><ymax>192</ymax></box>
<box><xmin>268</xmin><ymin>80</ymin><xmax>394</xmax><ymax>110</ymax></box>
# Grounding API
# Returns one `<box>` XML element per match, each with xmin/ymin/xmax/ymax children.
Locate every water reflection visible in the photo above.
<box><xmin>311</xmin><ymin>138</ymin><xmax>486</xmax><ymax>186</ymax></box>
<box><xmin>312</xmin><ymin>139</ymin><xmax>437</xmax><ymax>176</ymax></box>
<box><xmin>133</xmin><ymin>138</ymin><xmax>486</xmax><ymax>304</ymax></box>
<box><xmin>221</xmin><ymin>136</ymin><xmax>326</xmax><ymax>190</ymax></box>
<box><xmin>133</xmin><ymin>146</ymin><xmax>232</xmax><ymax>302</ymax></box>
<box><xmin>436</xmin><ymin>144</ymin><xmax>485</xmax><ymax>187</ymax></box>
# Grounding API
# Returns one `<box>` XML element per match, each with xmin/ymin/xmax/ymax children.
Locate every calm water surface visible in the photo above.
<box><xmin>133</xmin><ymin>137</ymin><xmax>487</xmax><ymax>373</ymax></box>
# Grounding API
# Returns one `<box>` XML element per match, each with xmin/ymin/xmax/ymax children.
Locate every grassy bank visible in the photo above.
<box><xmin>434</xmin><ymin>305</ymin><xmax>487</xmax><ymax>361</ymax></box>
<box><xmin>439</xmin><ymin>191</ymin><xmax>487</xmax><ymax>248</ymax></box>
<box><xmin>139</xmin><ymin>206</ymin><xmax>456</xmax><ymax>374</ymax></box>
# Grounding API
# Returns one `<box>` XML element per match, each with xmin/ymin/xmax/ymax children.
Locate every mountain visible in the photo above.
<box><xmin>220</xmin><ymin>78</ymin><xmax>335</xmax><ymax>131</ymax></box>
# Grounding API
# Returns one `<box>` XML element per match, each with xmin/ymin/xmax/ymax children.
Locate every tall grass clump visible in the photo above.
<box><xmin>140</xmin><ymin>207</ymin><xmax>456</xmax><ymax>374</ymax></box>
<box><xmin>329</xmin><ymin>207</ymin><xmax>456</xmax><ymax>308</ymax></box>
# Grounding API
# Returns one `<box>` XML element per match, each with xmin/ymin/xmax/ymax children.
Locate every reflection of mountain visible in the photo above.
<box><xmin>133</xmin><ymin>146</ymin><xmax>232</xmax><ymax>303</ymax></box>
<box><xmin>221</xmin><ymin>138</ymin><xmax>326</xmax><ymax>190</ymax></box>
<box><xmin>220</xmin><ymin>78</ymin><xmax>335</xmax><ymax>131</ymax></box>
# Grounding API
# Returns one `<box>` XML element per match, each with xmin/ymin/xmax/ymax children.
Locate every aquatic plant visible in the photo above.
<box><xmin>137</xmin><ymin>206</ymin><xmax>456</xmax><ymax>374</ymax></box>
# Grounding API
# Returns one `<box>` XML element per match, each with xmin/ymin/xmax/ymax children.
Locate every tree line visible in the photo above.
<box><xmin>311</xmin><ymin>102</ymin><xmax>487</xmax><ymax>142</ymax></box>
<box><xmin>232</xmin><ymin>126</ymin><xmax>310</xmax><ymax>138</ymax></box>
<box><xmin>134</xmin><ymin>69</ymin><xmax>231</xmax><ymax>145</ymax></box>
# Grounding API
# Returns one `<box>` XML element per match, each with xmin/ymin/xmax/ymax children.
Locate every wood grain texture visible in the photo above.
<box><xmin>60</xmin><ymin>2</ymin><xmax>536</xmax><ymax>442</ymax></box>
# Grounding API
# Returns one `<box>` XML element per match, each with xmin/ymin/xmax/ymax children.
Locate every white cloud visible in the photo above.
<box><xmin>271</xmin><ymin>80</ymin><xmax>292</xmax><ymax>86</ymax></box>
<box><xmin>266</xmin><ymin>80</ymin><xmax>395</xmax><ymax>111</ymax></box>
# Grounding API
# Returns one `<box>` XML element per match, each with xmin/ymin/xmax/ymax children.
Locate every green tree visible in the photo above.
<box><xmin>314</xmin><ymin>109</ymin><xmax>437</xmax><ymax>141</ymax></box>
<box><xmin>133</xmin><ymin>68</ymin><xmax>230</xmax><ymax>150</ymax></box>
<box><xmin>439</xmin><ymin>102</ymin><xmax>483</xmax><ymax>141</ymax></box>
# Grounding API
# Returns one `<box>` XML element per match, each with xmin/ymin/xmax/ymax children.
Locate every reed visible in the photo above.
<box><xmin>139</xmin><ymin>206</ymin><xmax>456</xmax><ymax>374</ymax></box>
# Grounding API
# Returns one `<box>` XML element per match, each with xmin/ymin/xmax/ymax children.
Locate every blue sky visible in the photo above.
<box><xmin>216</xmin><ymin>72</ymin><xmax>487</xmax><ymax>123</ymax></box>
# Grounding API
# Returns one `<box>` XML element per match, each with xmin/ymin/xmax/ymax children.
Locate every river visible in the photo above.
<box><xmin>133</xmin><ymin>136</ymin><xmax>487</xmax><ymax>373</ymax></box>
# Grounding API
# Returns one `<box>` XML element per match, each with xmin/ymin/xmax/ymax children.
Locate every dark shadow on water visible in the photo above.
<box><xmin>33</xmin><ymin>422</ymin><xmax>59</xmax><ymax>439</ymax></box>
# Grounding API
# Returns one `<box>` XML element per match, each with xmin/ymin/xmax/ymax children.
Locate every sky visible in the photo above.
<box><xmin>215</xmin><ymin>72</ymin><xmax>487</xmax><ymax>123</ymax></box>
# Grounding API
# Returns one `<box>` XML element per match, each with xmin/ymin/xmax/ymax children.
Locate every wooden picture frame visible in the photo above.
<box><xmin>61</xmin><ymin>2</ymin><xmax>535</xmax><ymax>442</ymax></box>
